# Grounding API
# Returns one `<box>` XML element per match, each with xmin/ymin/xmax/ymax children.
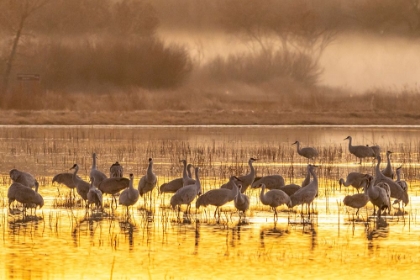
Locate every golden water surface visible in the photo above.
<box><xmin>0</xmin><ymin>125</ymin><xmax>420</xmax><ymax>279</ymax></box>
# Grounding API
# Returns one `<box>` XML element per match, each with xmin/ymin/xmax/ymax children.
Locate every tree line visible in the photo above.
<box><xmin>1</xmin><ymin>0</ymin><xmax>418</xmax><ymax>95</ymax></box>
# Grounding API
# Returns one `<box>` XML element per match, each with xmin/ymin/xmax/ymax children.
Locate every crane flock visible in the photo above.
<box><xmin>7</xmin><ymin>136</ymin><xmax>410</xmax><ymax>224</ymax></box>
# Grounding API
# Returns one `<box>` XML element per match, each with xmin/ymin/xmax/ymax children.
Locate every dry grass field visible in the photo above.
<box><xmin>0</xmin><ymin>84</ymin><xmax>418</xmax><ymax>125</ymax></box>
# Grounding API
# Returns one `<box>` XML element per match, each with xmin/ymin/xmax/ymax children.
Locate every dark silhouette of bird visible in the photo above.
<box><xmin>69</xmin><ymin>164</ymin><xmax>90</xmax><ymax>203</ymax></box>
<box><xmin>301</xmin><ymin>164</ymin><xmax>311</xmax><ymax>187</ymax></box>
<box><xmin>87</xmin><ymin>179</ymin><xmax>103</xmax><ymax>211</ymax></box>
<box><xmin>181</xmin><ymin>160</ymin><xmax>195</xmax><ymax>187</ymax></box>
<box><xmin>196</xmin><ymin>176</ymin><xmax>239</xmax><ymax>221</ymax></box>
<box><xmin>366</xmin><ymin>174</ymin><xmax>390</xmax><ymax>218</ymax></box>
<box><xmin>234</xmin><ymin>185</ymin><xmax>250</xmax><ymax>220</ymax></box>
<box><xmin>52</xmin><ymin>172</ymin><xmax>79</xmax><ymax>189</ymax></box>
<box><xmin>138</xmin><ymin>158</ymin><xmax>157</xmax><ymax>197</ymax></box>
<box><xmin>251</xmin><ymin>174</ymin><xmax>285</xmax><ymax>189</ymax></box>
<box><xmin>339</xmin><ymin>172</ymin><xmax>368</xmax><ymax>193</ymax></box>
<box><xmin>374</xmin><ymin>155</ymin><xmax>408</xmax><ymax>207</ymax></box>
<box><xmin>110</xmin><ymin>161</ymin><xmax>123</xmax><ymax>178</ymax></box>
<box><xmin>90</xmin><ymin>153</ymin><xmax>107</xmax><ymax>188</ymax></box>
<box><xmin>221</xmin><ymin>157</ymin><xmax>257</xmax><ymax>193</ymax></box>
<box><xmin>119</xmin><ymin>174</ymin><xmax>139</xmax><ymax>212</ymax></box>
<box><xmin>292</xmin><ymin>141</ymin><xmax>318</xmax><ymax>161</ymax></box>
<box><xmin>159</xmin><ymin>160</ymin><xmax>194</xmax><ymax>194</ymax></box>
<box><xmin>9</xmin><ymin>168</ymin><xmax>39</xmax><ymax>189</ymax></box>
<box><xmin>344</xmin><ymin>136</ymin><xmax>376</xmax><ymax>164</ymax></box>
<box><xmin>289</xmin><ymin>165</ymin><xmax>318</xmax><ymax>215</ymax></box>
<box><xmin>170</xmin><ymin>167</ymin><xmax>201</xmax><ymax>214</ymax></box>
<box><xmin>98</xmin><ymin>176</ymin><xmax>130</xmax><ymax>207</ymax></box>
<box><xmin>394</xmin><ymin>165</ymin><xmax>409</xmax><ymax>210</ymax></box>
<box><xmin>278</xmin><ymin>184</ymin><xmax>301</xmax><ymax>196</ymax></box>
<box><xmin>381</xmin><ymin>151</ymin><xmax>394</xmax><ymax>179</ymax></box>
<box><xmin>369</xmin><ymin>145</ymin><xmax>381</xmax><ymax>159</ymax></box>
<box><xmin>343</xmin><ymin>174</ymin><xmax>370</xmax><ymax>217</ymax></box>
<box><xmin>253</xmin><ymin>183</ymin><xmax>291</xmax><ymax>221</ymax></box>
<box><xmin>395</xmin><ymin>166</ymin><xmax>408</xmax><ymax>192</ymax></box>
<box><xmin>8</xmin><ymin>182</ymin><xmax>44</xmax><ymax>215</ymax></box>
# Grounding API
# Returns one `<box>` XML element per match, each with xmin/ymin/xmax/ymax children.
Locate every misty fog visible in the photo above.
<box><xmin>2</xmin><ymin>0</ymin><xmax>420</xmax><ymax>116</ymax></box>
<box><xmin>158</xmin><ymin>28</ymin><xmax>420</xmax><ymax>93</ymax></box>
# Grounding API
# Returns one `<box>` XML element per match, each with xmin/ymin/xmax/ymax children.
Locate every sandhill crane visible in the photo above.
<box><xmin>9</xmin><ymin>169</ymin><xmax>39</xmax><ymax>189</ymax></box>
<box><xmin>196</xmin><ymin>176</ymin><xmax>239</xmax><ymax>221</ymax></box>
<box><xmin>234</xmin><ymin>185</ymin><xmax>250</xmax><ymax>220</ymax></box>
<box><xmin>394</xmin><ymin>165</ymin><xmax>408</xmax><ymax>209</ymax></box>
<box><xmin>170</xmin><ymin>167</ymin><xmax>201</xmax><ymax>215</ymax></box>
<box><xmin>292</xmin><ymin>141</ymin><xmax>318</xmax><ymax>161</ymax></box>
<box><xmin>90</xmin><ymin>153</ymin><xmax>107</xmax><ymax>188</ymax></box>
<box><xmin>52</xmin><ymin>172</ymin><xmax>78</xmax><ymax>189</ymax></box>
<box><xmin>159</xmin><ymin>160</ymin><xmax>194</xmax><ymax>194</ymax></box>
<box><xmin>339</xmin><ymin>172</ymin><xmax>368</xmax><ymax>193</ymax></box>
<box><xmin>138</xmin><ymin>158</ymin><xmax>158</xmax><ymax>198</ymax></box>
<box><xmin>119</xmin><ymin>174</ymin><xmax>139</xmax><ymax>213</ymax></box>
<box><xmin>344</xmin><ymin>136</ymin><xmax>376</xmax><ymax>164</ymax></box>
<box><xmin>301</xmin><ymin>164</ymin><xmax>311</xmax><ymax>187</ymax></box>
<box><xmin>87</xmin><ymin>179</ymin><xmax>103</xmax><ymax>211</ymax></box>
<box><xmin>343</xmin><ymin>174</ymin><xmax>370</xmax><ymax>217</ymax></box>
<box><xmin>381</xmin><ymin>151</ymin><xmax>394</xmax><ymax>179</ymax></box>
<box><xmin>254</xmin><ymin>183</ymin><xmax>291</xmax><ymax>222</ymax></box>
<box><xmin>289</xmin><ymin>165</ymin><xmax>318</xmax><ymax>216</ymax></box>
<box><xmin>278</xmin><ymin>184</ymin><xmax>301</xmax><ymax>196</ymax></box>
<box><xmin>8</xmin><ymin>182</ymin><xmax>44</xmax><ymax>216</ymax></box>
<box><xmin>110</xmin><ymin>161</ymin><xmax>123</xmax><ymax>178</ymax></box>
<box><xmin>98</xmin><ymin>176</ymin><xmax>130</xmax><ymax>208</ymax></box>
<box><xmin>395</xmin><ymin>166</ymin><xmax>408</xmax><ymax>191</ymax></box>
<box><xmin>221</xmin><ymin>157</ymin><xmax>257</xmax><ymax>193</ymax></box>
<box><xmin>370</xmin><ymin>145</ymin><xmax>381</xmax><ymax>159</ymax></box>
<box><xmin>374</xmin><ymin>155</ymin><xmax>408</xmax><ymax>208</ymax></box>
<box><xmin>251</xmin><ymin>174</ymin><xmax>285</xmax><ymax>189</ymax></box>
<box><xmin>181</xmin><ymin>160</ymin><xmax>195</xmax><ymax>187</ymax></box>
<box><xmin>220</xmin><ymin>175</ymin><xmax>241</xmax><ymax>190</ymax></box>
<box><xmin>69</xmin><ymin>164</ymin><xmax>90</xmax><ymax>204</ymax></box>
<box><xmin>366</xmin><ymin>174</ymin><xmax>390</xmax><ymax>218</ymax></box>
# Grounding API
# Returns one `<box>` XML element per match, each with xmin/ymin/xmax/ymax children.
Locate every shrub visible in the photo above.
<box><xmin>30</xmin><ymin>37</ymin><xmax>192</xmax><ymax>90</ymax></box>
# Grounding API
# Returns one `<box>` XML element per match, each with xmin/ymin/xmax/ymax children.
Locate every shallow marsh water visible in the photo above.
<box><xmin>1</xmin><ymin>125</ymin><xmax>420</xmax><ymax>279</ymax></box>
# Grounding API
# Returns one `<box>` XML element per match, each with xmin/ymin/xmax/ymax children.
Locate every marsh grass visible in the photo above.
<box><xmin>0</xmin><ymin>126</ymin><xmax>419</xmax><ymax>233</ymax></box>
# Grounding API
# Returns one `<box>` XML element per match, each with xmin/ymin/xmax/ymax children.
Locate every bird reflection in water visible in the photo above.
<box><xmin>366</xmin><ymin>217</ymin><xmax>389</xmax><ymax>251</ymax></box>
<box><xmin>259</xmin><ymin>225</ymin><xmax>289</xmax><ymax>249</ymax></box>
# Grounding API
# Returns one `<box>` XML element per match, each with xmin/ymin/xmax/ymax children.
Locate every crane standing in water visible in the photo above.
<box><xmin>344</xmin><ymin>136</ymin><xmax>376</xmax><ymax>164</ymax></box>
<box><xmin>292</xmin><ymin>141</ymin><xmax>318</xmax><ymax>162</ymax></box>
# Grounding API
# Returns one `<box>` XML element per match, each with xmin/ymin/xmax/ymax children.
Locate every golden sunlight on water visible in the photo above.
<box><xmin>0</xmin><ymin>125</ymin><xmax>420</xmax><ymax>279</ymax></box>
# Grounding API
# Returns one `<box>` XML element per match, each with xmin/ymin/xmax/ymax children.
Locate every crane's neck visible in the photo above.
<box><xmin>347</xmin><ymin>137</ymin><xmax>352</xmax><ymax>149</ymax></box>
<box><xmin>260</xmin><ymin>185</ymin><xmax>268</xmax><ymax>204</ymax></box>
<box><xmin>182</xmin><ymin>161</ymin><xmax>188</xmax><ymax>179</ymax></box>
<box><xmin>375</xmin><ymin>156</ymin><xmax>383</xmax><ymax>178</ymax></box>
<box><xmin>230</xmin><ymin>180</ymin><xmax>239</xmax><ymax>200</ymax></box>
<box><xmin>147</xmin><ymin>161</ymin><xmax>153</xmax><ymax>176</ymax></box>
<box><xmin>295</xmin><ymin>141</ymin><xmax>301</xmax><ymax>153</ymax></box>
<box><xmin>129</xmin><ymin>177</ymin><xmax>134</xmax><ymax>190</ymax></box>
<box><xmin>187</xmin><ymin>165</ymin><xmax>193</xmax><ymax>178</ymax></box>
<box><xmin>92</xmin><ymin>155</ymin><xmax>97</xmax><ymax>170</ymax></box>
<box><xmin>309</xmin><ymin>167</ymin><xmax>318</xmax><ymax>185</ymax></box>
<box><xmin>249</xmin><ymin>160</ymin><xmax>255</xmax><ymax>177</ymax></box>
<box><xmin>386</xmin><ymin>153</ymin><xmax>391</xmax><ymax>165</ymax></box>
<box><xmin>396</xmin><ymin>170</ymin><xmax>402</xmax><ymax>181</ymax></box>
<box><xmin>194</xmin><ymin>168</ymin><xmax>201</xmax><ymax>193</ymax></box>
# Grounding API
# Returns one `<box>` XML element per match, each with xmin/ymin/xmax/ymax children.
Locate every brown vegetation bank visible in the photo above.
<box><xmin>0</xmin><ymin>109</ymin><xmax>418</xmax><ymax>126</ymax></box>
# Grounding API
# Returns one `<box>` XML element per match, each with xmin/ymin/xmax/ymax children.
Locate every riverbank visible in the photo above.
<box><xmin>0</xmin><ymin>109</ymin><xmax>418</xmax><ymax>125</ymax></box>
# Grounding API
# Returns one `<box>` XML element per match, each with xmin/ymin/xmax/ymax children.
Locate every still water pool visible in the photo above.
<box><xmin>0</xmin><ymin>125</ymin><xmax>420</xmax><ymax>279</ymax></box>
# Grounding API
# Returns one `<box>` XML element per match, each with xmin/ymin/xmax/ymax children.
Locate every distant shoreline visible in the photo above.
<box><xmin>1</xmin><ymin>110</ymin><xmax>418</xmax><ymax>126</ymax></box>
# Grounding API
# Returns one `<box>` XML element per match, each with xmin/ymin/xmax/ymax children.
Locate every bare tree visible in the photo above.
<box><xmin>0</xmin><ymin>0</ymin><xmax>49</xmax><ymax>94</ymax></box>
